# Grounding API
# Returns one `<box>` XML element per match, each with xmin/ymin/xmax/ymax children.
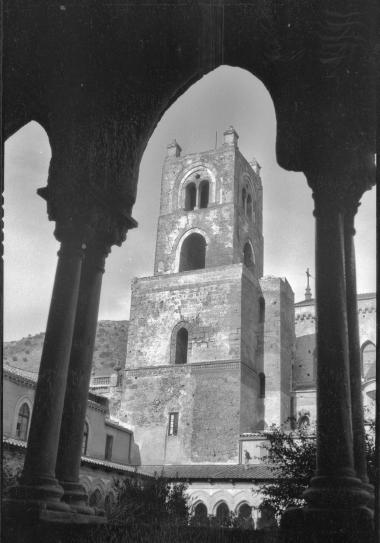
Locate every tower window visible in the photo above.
<box><xmin>105</xmin><ymin>434</ymin><xmax>113</xmax><ymax>460</ymax></box>
<box><xmin>242</xmin><ymin>188</ymin><xmax>246</xmax><ymax>209</ymax></box>
<box><xmin>243</xmin><ymin>242</ymin><xmax>254</xmax><ymax>269</ymax></box>
<box><xmin>179</xmin><ymin>233</ymin><xmax>206</xmax><ymax>272</ymax></box>
<box><xmin>16</xmin><ymin>402</ymin><xmax>30</xmax><ymax>441</ymax></box>
<box><xmin>184</xmin><ymin>182</ymin><xmax>196</xmax><ymax>211</ymax></box>
<box><xmin>175</xmin><ymin>327</ymin><xmax>188</xmax><ymax>364</ymax></box>
<box><xmin>259</xmin><ymin>373</ymin><xmax>265</xmax><ymax>398</ymax></box>
<box><xmin>82</xmin><ymin>421</ymin><xmax>89</xmax><ymax>456</ymax></box>
<box><xmin>246</xmin><ymin>194</ymin><xmax>253</xmax><ymax>218</ymax></box>
<box><xmin>199</xmin><ymin>180</ymin><xmax>209</xmax><ymax>208</ymax></box>
<box><xmin>168</xmin><ymin>412</ymin><xmax>179</xmax><ymax>436</ymax></box>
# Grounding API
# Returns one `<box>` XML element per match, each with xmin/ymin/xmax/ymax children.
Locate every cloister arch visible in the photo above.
<box><xmin>4</xmin><ymin>6</ymin><xmax>377</xmax><ymax>537</ymax></box>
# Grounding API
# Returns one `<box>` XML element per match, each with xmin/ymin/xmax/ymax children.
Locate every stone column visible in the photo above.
<box><xmin>6</xmin><ymin>229</ymin><xmax>85</xmax><ymax>513</ymax></box>
<box><xmin>55</xmin><ymin>239</ymin><xmax>110</xmax><ymax>515</ymax></box>
<box><xmin>301</xmin><ymin>186</ymin><xmax>373</xmax><ymax>536</ymax></box>
<box><xmin>344</xmin><ymin>205</ymin><xmax>373</xmax><ymax>498</ymax></box>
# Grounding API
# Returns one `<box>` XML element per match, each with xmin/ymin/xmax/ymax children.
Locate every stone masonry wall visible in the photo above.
<box><xmin>120</xmin><ymin>362</ymin><xmax>241</xmax><ymax>464</ymax></box>
<box><xmin>260</xmin><ymin>276</ymin><xmax>295</xmax><ymax>427</ymax></box>
<box><xmin>126</xmin><ymin>265</ymin><xmax>243</xmax><ymax>369</ymax></box>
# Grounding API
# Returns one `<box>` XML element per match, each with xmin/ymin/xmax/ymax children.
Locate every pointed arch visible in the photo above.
<box><xmin>179</xmin><ymin>233</ymin><xmax>206</xmax><ymax>272</ymax></box>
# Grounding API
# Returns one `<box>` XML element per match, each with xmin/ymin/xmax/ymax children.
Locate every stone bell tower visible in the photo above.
<box><xmin>120</xmin><ymin>127</ymin><xmax>288</xmax><ymax>465</ymax></box>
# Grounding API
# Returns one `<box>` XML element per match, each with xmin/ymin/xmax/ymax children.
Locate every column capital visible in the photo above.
<box><xmin>37</xmin><ymin>185</ymin><xmax>137</xmax><ymax>247</ymax></box>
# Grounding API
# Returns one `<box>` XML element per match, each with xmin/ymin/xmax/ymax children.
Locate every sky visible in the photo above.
<box><xmin>4</xmin><ymin>66</ymin><xmax>376</xmax><ymax>341</ymax></box>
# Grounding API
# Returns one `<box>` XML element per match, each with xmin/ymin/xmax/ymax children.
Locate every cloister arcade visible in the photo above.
<box><xmin>3</xmin><ymin>2</ymin><xmax>377</xmax><ymax>542</ymax></box>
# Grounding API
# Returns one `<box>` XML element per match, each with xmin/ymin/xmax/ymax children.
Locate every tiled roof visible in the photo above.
<box><xmin>137</xmin><ymin>463</ymin><xmax>277</xmax><ymax>480</ymax></box>
<box><xmin>3</xmin><ymin>364</ymin><xmax>38</xmax><ymax>382</ymax></box>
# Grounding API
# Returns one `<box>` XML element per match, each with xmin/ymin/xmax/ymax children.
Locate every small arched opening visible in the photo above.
<box><xmin>361</xmin><ymin>341</ymin><xmax>376</xmax><ymax>380</ymax></box>
<box><xmin>179</xmin><ymin>233</ymin><xmax>206</xmax><ymax>272</ymax></box>
<box><xmin>237</xmin><ymin>503</ymin><xmax>254</xmax><ymax>529</ymax></box>
<box><xmin>246</xmin><ymin>194</ymin><xmax>253</xmax><ymax>218</ymax></box>
<box><xmin>175</xmin><ymin>327</ymin><xmax>188</xmax><ymax>365</ymax></box>
<box><xmin>184</xmin><ymin>182</ymin><xmax>197</xmax><ymax>210</ymax></box>
<box><xmin>16</xmin><ymin>402</ymin><xmax>30</xmax><ymax>441</ymax></box>
<box><xmin>242</xmin><ymin>188</ymin><xmax>246</xmax><ymax>210</ymax></box>
<box><xmin>89</xmin><ymin>488</ymin><xmax>103</xmax><ymax>508</ymax></box>
<box><xmin>215</xmin><ymin>502</ymin><xmax>230</xmax><ymax>527</ymax></box>
<box><xmin>193</xmin><ymin>502</ymin><xmax>208</xmax><ymax>526</ymax></box>
<box><xmin>199</xmin><ymin>180</ymin><xmax>209</xmax><ymax>208</ymax></box>
<box><xmin>243</xmin><ymin>242</ymin><xmax>254</xmax><ymax>269</ymax></box>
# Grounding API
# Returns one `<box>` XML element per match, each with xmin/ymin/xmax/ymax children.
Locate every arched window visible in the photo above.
<box><xmin>243</xmin><ymin>242</ymin><xmax>254</xmax><ymax>269</ymax></box>
<box><xmin>193</xmin><ymin>502</ymin><xmax>208</xmax><ymax>526</ymax></box>
<box><xmin>179</xmin><ymin>233</ymin><xmax>206</xmax><ymax>272</ymax></box>
<box><xmin>238</xmin><ymin>503</ymin><xmax>252</xmax><ymax>520</ymax></box>
<box><xmin>242</xmin><ymin>188</ymin><xmax>246</xmax><ymax>209</ymax></box>
<box><xmin>246</xmin><ymin>194</ymin><xmax>253</xmax><ymax>218</ymax></box>
<box><xmin>199</xmin><ymin>180</ymin><xmax>209</xmax><ymax>208</ymax></box>
<box><xmin>89</xmin><ymin>488</ymin><xmax>103</xmax><ymax>507</ymax></box>
<box><xmin>216</xmin><ymin>502</ymin><xmax>230</xmax><ymax>526</ymax></box>
<box><xmin>175</xmin><ymin>328</ymin><xmax>188</xmax><ymax>364</ymax></box>
<box><xmin>105</xmin><ymin>492</ymin><xmax>115</xmax><ymax>517</ymax></box>
<box><xmin>259</xmin><ymin>373</ymin><xmax>265</xmax><ymax>398</ymax></box>
<box><xmin>362</xmin><ymin>341</ymin><xmax>376</xmax><ymax>380</ymax></box>
<box><xmin>184</xmin><ymin>182</ymin><xmax>196</xmax><ymax>211</ymax></box>
<box><xmin>82</xmin><ymin>421</ymin><xmax>89</xmax><ymax>456</ymax></box>
<box><xmin>16</xmin><ymin>402</ymin><xmax>30</xmax><ymax>441</ymax></box>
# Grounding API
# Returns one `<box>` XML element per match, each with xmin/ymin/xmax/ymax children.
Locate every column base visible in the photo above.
<box><xmin>280</xmin><ymin>504</ymin><xmax>374</xmax><ymax>543</ymax></box>
<box><xmin>60</xmin><ymin>481</ymin><xmax>105</xmax><ymax>516</ymax></box>
<box><xmin>303</xmin><ymin>475</ymin><xmax>373</xmax><ymax>509</ymax></box>
<box><xmin>3</xmin><ymin>499</ymin><xmax>107</xmax><ymax>525</ymax></box>
<box><xmin>5</xmin><ymin>475</ymin><xmax>69</xmax><ymax>512</ymax></box>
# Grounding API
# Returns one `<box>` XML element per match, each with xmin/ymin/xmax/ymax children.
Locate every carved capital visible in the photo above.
<box><xmin>37</xmin><ymin>186</ymin><xmax>137</xmax><ymax>248</ymax></box>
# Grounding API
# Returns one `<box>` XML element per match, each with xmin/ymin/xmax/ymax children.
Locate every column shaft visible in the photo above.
<box><xmin>55</xmin><ymin>242</ymin><xmax>108</xmax><ymax>512</ymax></box>
<box><xmin>313</xmin><ymin>200</ymin><xmax>355</xmax><ymax>478</ymax></box>
<box><xmin>344</xmin><ymin>210</ymin><xmax>370</xmax><ymax>486</ymax></box>
<box><xmin>13</xmin><ymin>236</ymin><xmax>84</xmax><ymax>508</ymax></box>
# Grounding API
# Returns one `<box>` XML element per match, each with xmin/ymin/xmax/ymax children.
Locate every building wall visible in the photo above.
<box><xmin>260</xmin><ymin>276</ymin><xmax>295</xmax><ymax>427</ymax></box>
<box><xmin>293</xmin><ymin>293</ymin><xmax>376</xmax><ymax>423</ymax></box>
<box><xmin>3</xmin><ymin>370</ymin><xmax>135</xmax><ymax>466</ymax></box>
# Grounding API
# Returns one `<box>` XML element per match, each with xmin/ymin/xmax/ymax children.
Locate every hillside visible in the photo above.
<box><xmin>3</xmin><ymin>320</ymin><xmax>129</xmax><ymax>377</ymax></box>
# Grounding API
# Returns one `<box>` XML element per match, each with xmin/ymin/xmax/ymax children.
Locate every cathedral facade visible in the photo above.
<box><xmin>118</xmin><ymin>127</ymin><xmax>295</xmax><ymax>466</ymax></box>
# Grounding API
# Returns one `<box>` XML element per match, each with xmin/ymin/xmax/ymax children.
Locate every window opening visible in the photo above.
<box><xmin>16</xmin><ymin>402</ymin><xmax>30</xmax><ymax>441</ymax></box>
<box><xmin>184</xmin><ymin>182</ymin><xmax>196</xmax><ymax>210</ymax></box>
<box><xmin>216</xmin><ymin>502</ymin><xmax>230</xmax><ymax>526</ymax></box>
<box><xmin>243</xmin><ymin>242</ymin><xmax>254</xmax><ymax>269</ymax></box>
<box><xmin>175</xmin><ymin>327</ymin><xmax>188</xmax><ymax>364</ymax></box>
<box><xmin>168</xmin><ymin>412</ymin><xmax>179</xmax><ymax>436</ymax></box>
<box><xmin>105</xmin><ymin>434</ymin><xmax>113</xmax><ymax>460</ymax></box>
<box><xmin>246</xmin><ymin>194</ymin><xmax>253</xmax><ymax>218</ymax></box>
<box><xmin>179</xmin><ymin>233</ymin><xmax>206</xmax><ymax>272</ymax></box>
<box><xmin>199</xmin><ymin>180</ymin><xmax>209</xmax><ymax>208</ymax></box>
<box><xmin>362</xmin><ymin>341</ymin><xmax>376</xmax><ymax>380</ymax></box>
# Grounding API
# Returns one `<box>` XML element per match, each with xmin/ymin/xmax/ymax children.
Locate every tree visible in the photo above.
<box><xmin>257</xmin><ymin>421</ymin><xmax>375</xmax><ymax>519</ymax></box>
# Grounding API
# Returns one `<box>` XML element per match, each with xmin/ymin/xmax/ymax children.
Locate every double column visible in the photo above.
<box><xmin>5</xmin><ymin>220</ymin><xmax>119</xmax><ymax>521</ymax></box>
<box><xmin>301</xmin><ymin>183</ymin><xmax>373</xmax><ymax>537</ymax></box>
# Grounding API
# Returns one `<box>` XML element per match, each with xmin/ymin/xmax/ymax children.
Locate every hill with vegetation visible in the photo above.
<box><xmin>3</xmin><ymin>321</ymin><xmax>129</xmax><ymax>377</ymax></box>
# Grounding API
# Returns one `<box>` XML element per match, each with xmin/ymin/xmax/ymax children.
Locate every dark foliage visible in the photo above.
<box><xmin>257</xmin><ymin>421</ymin><xmax>375</xmax><ymax>519</ymax></box>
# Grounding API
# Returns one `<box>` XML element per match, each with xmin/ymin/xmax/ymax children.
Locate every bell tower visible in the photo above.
<box><xmin>154</xmin><ymin>126</ymin><xmax>263</xmax><ymax>278</ymax></box>
<box><xmin>120</xmin><ymin>128</ymin><xmax>272</xmax><ymax>465</ymax></box>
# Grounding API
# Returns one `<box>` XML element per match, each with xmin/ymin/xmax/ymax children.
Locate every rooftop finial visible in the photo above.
<box><xmin>305</xmin><ymin>268</ymin><xmax>312</xmax><ymax>301</ymax></box>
